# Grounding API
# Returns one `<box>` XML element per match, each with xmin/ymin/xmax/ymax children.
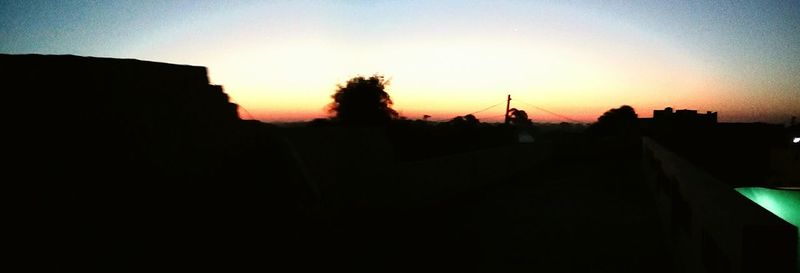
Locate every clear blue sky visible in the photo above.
<box><xmin>2</xmin><ymin>0</ymin><xmax>798</xmax><ymax>122</ymax></box>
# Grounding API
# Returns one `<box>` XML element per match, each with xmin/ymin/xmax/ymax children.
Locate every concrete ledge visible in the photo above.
<box><xmin>642</xmin><ymin>137</ymin><xmax>797</xmax><ymax>273</ymax></box>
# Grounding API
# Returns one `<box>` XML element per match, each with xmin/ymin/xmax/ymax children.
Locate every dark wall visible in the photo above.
<box><xmin>5</xmin><ymin>54</ymin><xmax>240</xmax><ymax>180</ymax></box>
<box><xmin>641</xmin><ymin>120</ymin><xmax>786</xmax><ymax>187</ymax></box>
<box><xmin>5</xmin><ymin>54</ymin><xmax>313</xmax><ymax>271</ymax></box>
<box><xmin>642</xmin><ymin>138</ymin><xmax>797</xmax><ymax>273</ymax></box>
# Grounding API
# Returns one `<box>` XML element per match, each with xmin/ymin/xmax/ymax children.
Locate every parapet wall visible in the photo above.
<box><xmin>3</xmin><ymin>54</ymin><xmax>242</xmax><ymax>180</ymax></box>
<box><xmin>8</xmin><ymin>54</ymin><xmax>316</xmax><ymax>271</ymax></box>
<box><xmin>642</xmin><ymin>137</ymin><xmax>797</xmax><ymax>273</ymax></box>
<box><xmin>3</xmin><ymin>54</ymin><xmax>238</xmax><ymax>126</ymax></box>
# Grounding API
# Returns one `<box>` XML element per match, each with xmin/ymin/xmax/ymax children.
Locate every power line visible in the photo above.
<box><xmin>476</xmin><ymin>114</ymin><xmax>507</xmax><ymax>120</ymax></box>
<box><xmin>426</xmin><ymin>98</ymin><xmax>582</xmax><ymax>124</ymax></box>
<box><xmin>237</xmin><ymin>103</ymin><xmax>256</xmax><ymax>120</ymax></box>
<box><xmin>432</xmin><ymin>100</ymin><xmax>506</xmax><ymax>122</ymax></box>
<box><xmin>466</xmin><ymin>100</ymin><xmax>506</xmax><ymax>116</ymax></box>
<box><xmin>514</xmin><ymin>100</ymin><xmax>582</xmax><ymax>123</ymax></box>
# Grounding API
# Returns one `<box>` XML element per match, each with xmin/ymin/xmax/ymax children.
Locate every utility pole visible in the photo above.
<box><xmin>504</xmin><ymin>94</ymin><xmax>512</xmax><ymax>124</ymax></box>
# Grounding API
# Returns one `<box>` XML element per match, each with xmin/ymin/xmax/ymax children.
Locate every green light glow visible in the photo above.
<box><xmin>735</xmin><ymin>187</ymin><xmax>800</xmax><ymax>228</ymax></box>
<box><xmin>736</xmin><ymin>187</ymin><xmax>800</xmax><ymax>269</ymax></box>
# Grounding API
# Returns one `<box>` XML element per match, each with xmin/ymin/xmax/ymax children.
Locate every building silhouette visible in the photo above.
<box><xmin>652</xmin><ymin>107</ymin><xmax>717</xmax><ymax>125</ymax></box>
<box><xmin>641</xmin><ymin>107</ymin><xmax>795</xmax><ymax>188</ymax></box>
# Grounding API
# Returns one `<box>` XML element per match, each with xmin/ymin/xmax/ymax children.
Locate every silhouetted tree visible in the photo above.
<box><xmin>449</xmin><ymin>114</ymin><xmax>480</xmax><ymax>127</ymax></box>
<box><xmin>589</xmin><ymin>105</ymin><xmax>639</xmax><ymax>136</ymax></box>
<box><xmin>598</xmin><ymin>105</ymin><xmax>637</xmax><ymax>123</ymax></box>
<box><xmin>508</xmin><ymin>108</ymin><xmax>532</xmax><ymax>126</ymax></box>
<box><xmin>464</xmin><ymin>114</ymin><xmax>480</xmax><ymax>125</ymax></box>
<box><xmin>328</xmin><ymin>75</ymin><xmax>398</xmax><ymax>126</ymax></box>
<box><xmin>449</xmin><ymin>116</ymin><xmax>465</xmax><ymax>124</ymax></box>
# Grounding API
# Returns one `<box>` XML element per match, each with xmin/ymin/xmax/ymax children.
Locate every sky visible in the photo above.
<box><xmin>2</xmin><ymin>0</ymin><xmax>798</xmax><ymax>123</ymax></box>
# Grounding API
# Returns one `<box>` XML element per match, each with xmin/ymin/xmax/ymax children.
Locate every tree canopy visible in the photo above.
<box><xmin>597</xmin><ymin>105</ymin><xmax>637</xmax><ymax>124</ymax></box>
<box><xmin>589</xmin><ymin>105</ymin><xmax>639</xmax><ymax>136</ymax></box>
<box><xmin>508</xmin><ymin>108</ymin><xmax>532</xmax><ymax>126</ymax></box>
<box><xmin>328</xmin><ymin>75</ymin><xmax>398</xmax><ymax>126</ymax></box>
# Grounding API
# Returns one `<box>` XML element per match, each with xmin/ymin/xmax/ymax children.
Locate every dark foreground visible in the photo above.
<box><xmin>8</xmin><ymin>54</ymin><xmax>673</xmax><ymax>272</ymax></box>
<box><xmin>317</xmin><ymin>140</ymin><xmax>671</xmax><ymax>273</ymax></box>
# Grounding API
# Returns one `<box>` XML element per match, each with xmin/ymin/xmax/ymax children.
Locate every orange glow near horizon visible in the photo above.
<box><xmin>65</xmin><ymin>1</ymin><xmax>793</xmax><ymax>124</ymax></box>
<box><xmin>204</xmin><ymin>34</ymin><xmax>727</xmax><ymax>123</ymax></box>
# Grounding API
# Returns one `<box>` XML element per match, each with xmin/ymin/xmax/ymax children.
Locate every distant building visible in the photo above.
<box><xmin>652</xmin><ymin>107</ymin><xmax>717</xmax><ymax>125</ymax></box>
<box><xmin>640</xmin><ymin>107</ymin><xmax>797</xmax><ymax>187</ymax></box>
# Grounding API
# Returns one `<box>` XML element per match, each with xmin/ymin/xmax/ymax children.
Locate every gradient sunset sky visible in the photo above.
<box><xmin>2</xmin><ymin>0</ymin><xmax>798</xmax><ymax>123</ymax></box>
